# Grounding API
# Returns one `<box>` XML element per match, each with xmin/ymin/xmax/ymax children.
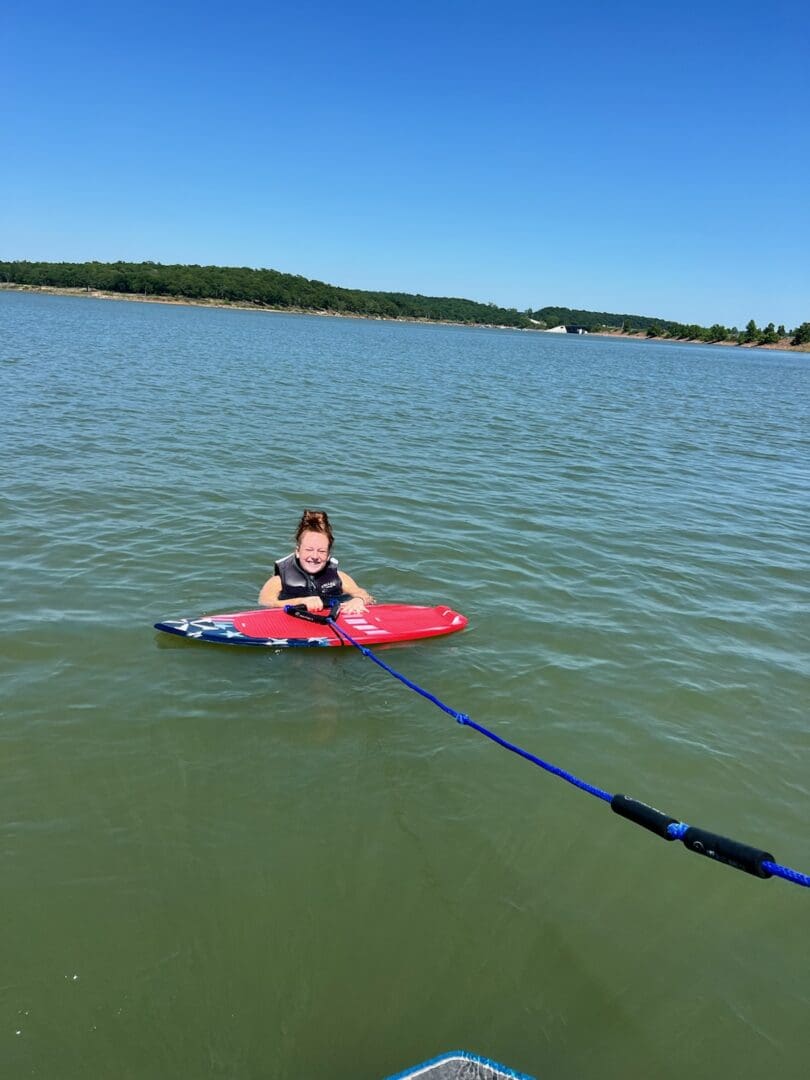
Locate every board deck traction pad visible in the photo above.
<box><xmin>154</xmin><ymin>603</ymin><xmax>467</xmax><ymax>648</ymax></box>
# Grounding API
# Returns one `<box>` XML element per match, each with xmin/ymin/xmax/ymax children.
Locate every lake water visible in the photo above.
<box><xmin>2</xmin><ymin>290</ymin><xmax>808</xmax><ymax>1079</ymax></box>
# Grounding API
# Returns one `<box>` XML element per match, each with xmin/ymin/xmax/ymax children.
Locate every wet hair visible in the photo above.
<box><xmin>295</xmin><ymin>509</ymin><xmax>334</xmax><ymax>549</ymax></box>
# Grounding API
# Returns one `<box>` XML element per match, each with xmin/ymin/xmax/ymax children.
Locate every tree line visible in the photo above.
<box><xmin>530</xmin><ymin>306</ymin><xmax>810</xmax><ymax>347</ymax></box>
<box><xmin>1</xmin><ymin>260</ymin><xmax>807</xmax><ymax>346</ymax></box>
<box><xmin>0</xmin><ymin>260</ymin><xmax>528</xmax><ymax>328</ymax></box>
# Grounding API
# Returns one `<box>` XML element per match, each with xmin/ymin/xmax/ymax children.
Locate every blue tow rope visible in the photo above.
<box><xmin>286</xmin><ymin>604</ymin><xmax>809</xmax><ymax>890</ymax></box>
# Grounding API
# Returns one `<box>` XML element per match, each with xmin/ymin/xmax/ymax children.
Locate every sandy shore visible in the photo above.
<box><xmin>591</xmin><ymin>328</ymin><xmax>809</xmax><ymax>353</ymax></box>
<box><xmin>3</xmin><ymin>284</ymin><xmax>807</xmax><ymax>349</ymax></box>
<box><xmin>0</xmin><ymin>283</ymin><xmax>522</xmax><ymax>331</ymax></box>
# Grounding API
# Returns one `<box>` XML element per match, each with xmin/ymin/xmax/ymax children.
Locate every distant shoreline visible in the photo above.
<box><xmin>2</xmin><ymin>283</ymin><xmax>807</xmax><ymax>351</ymax></box>
<box><xmin>0</xmin><ymin>283</ymin><xmax>521</xmax><ymax>332</ymax></box>
<box><xmin>591</xmin><ymin>328</ymin><xmax>809</xmax><ymax>353</ymax></box>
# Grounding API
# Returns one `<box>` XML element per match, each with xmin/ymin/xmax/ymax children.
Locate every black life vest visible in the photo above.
<box><xmin>274</xmin><ymin>552</ymin><xmax>344</xmax><ymax>601</ymax></box>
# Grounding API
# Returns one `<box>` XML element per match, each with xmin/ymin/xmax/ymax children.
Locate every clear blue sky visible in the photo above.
<box><xmin>3</xmin><ymin>0</ymin><xmax>808</xmax><ymax>329</ymax></box>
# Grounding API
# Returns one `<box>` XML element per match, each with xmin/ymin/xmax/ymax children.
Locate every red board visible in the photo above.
<box><xmin>155</xmin><ymin>603</ymin><xmax>467</xmax><ymax>648</ymax></box>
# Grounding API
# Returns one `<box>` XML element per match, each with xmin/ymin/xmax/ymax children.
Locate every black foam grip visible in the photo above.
<box><xmin>284</xmin><ymin>605</ymin><xmax>331</xmax><ymax>624</ymax></box>
<box><xmin>681</xmin><ymin>827</ymin><xmax>774</xmax><ymax>878</ymax></box>
<box><xmin>611</xmin><ymin>794</ymin><xmax>678</xmax><ymax>840</ymax></box>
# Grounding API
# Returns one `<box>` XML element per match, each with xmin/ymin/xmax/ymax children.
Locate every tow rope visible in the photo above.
<box><xmin>284</xmin><ymin>603</ymin><xmax>809</xmax><ymax>890</ymax></box>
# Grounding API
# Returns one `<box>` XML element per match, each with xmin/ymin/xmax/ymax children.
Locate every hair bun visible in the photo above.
<box><xmin>296</xmin><ymin>509</ymin><xmax>334</xmax><ymax>547</ymax></box>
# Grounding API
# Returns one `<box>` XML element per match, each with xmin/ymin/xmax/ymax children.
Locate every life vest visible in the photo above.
<box><xmin>274</xmin><ymin>552</ymin><xmax>344</xmax><ymax>601</ymax></box>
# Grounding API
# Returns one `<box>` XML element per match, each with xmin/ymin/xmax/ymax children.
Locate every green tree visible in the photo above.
<box><xmin>760</xmin><ymin>323</ymin><xmax>779</xmax><ymax>345</ymax></box>
<box><xmin>706</xmin><ymin>324</ymin><xmax>729</xmax><ymax>342</ymax></box>
<box><xmin>744</xmin><ymin>319</ymin><xmax>760</xmax><ymax>343</ymax></box>
<box><xmin>791</xmin><ymin>322</ymin><xmax>810</xmax><ymax>345</ymax></box>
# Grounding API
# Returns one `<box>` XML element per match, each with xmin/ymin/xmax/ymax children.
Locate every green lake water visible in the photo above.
<box><xmin>2</xmin><ymin>290</ymin><xmax>808</xmax><ymax>1079</ymax></box>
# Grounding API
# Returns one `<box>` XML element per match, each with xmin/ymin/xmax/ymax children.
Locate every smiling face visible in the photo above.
<box><xmin>296</xmin><ymin>529</ymin><xmax>331</xmax><ymax>574</ymax></box>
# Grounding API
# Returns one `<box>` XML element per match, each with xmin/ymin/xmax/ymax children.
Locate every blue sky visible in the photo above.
<box><xmin>3</xmin><ymin>0</ymin><xmax>808</xmax><ymax>329</ymax></box>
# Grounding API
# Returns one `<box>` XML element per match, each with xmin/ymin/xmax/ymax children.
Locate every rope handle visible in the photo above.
<box><xmin>284</xmin><ymin>600</ymin><xmax>341</xmax><ymax>625</ymax></box>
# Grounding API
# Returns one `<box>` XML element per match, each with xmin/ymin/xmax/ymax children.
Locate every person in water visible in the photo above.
<box><xmin>259</xmin><ymin>509</ymin><xmax>375</xmax><ymax>614</ymax></box>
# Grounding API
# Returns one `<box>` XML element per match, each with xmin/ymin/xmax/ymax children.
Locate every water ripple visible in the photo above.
<box><xmin>2</xmin><ymin>292</ymin><xmax>809</xmax><ymax>1079</ymax></box>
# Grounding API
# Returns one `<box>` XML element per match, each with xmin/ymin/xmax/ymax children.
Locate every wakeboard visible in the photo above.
<box><xmin>154</xmin><ymin>603</ymin><xmax>467</xmax><ymax>648</ymax></box>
